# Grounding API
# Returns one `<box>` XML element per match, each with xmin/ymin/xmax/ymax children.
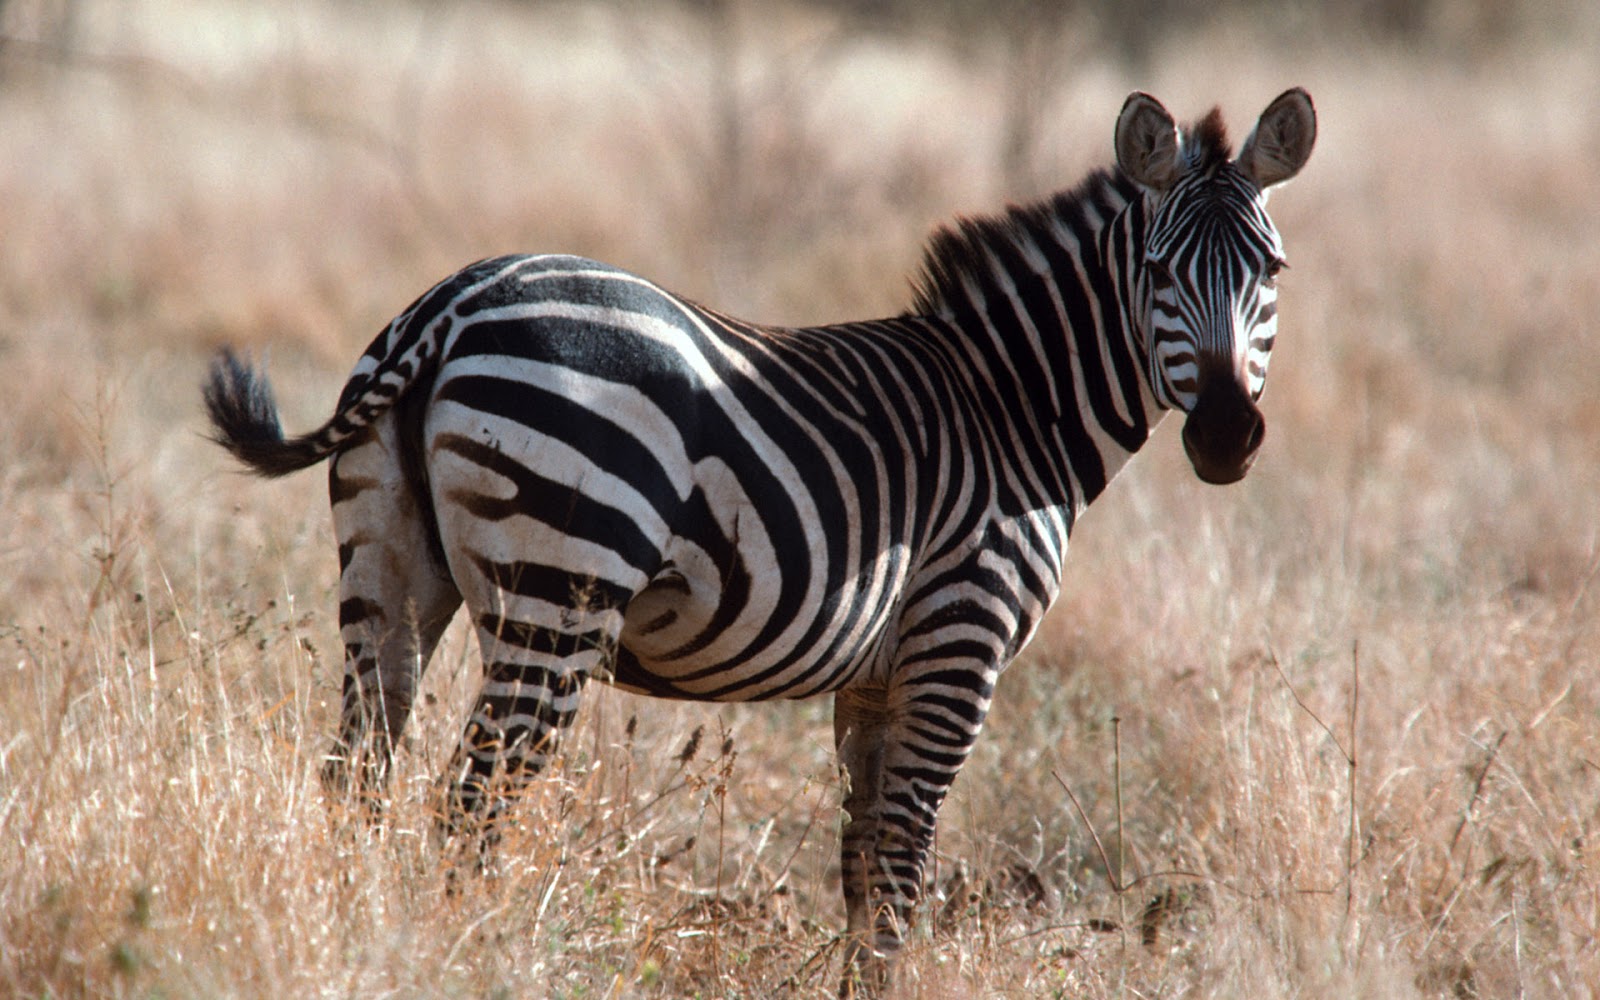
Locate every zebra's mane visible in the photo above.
<box><xmin>908</xmin><ymin>109</ymin><xmax>1231</xmax><ymax>318</ymax></box>
<box><xmin>1183</xmin><ymin>107</ymin><xmax>1232</xmax><ymax>172</ymax></box>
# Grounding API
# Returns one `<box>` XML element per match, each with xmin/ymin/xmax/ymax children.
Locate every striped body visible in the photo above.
<box><xmin>361</xmin><ymin>244</ymin><xmax>1126</xmax><ymax>695</ymax></box>
<box><xmin>204</xmin><ymin>90</ymin><xmax>1314</xmax><ymax>994</ymax></box>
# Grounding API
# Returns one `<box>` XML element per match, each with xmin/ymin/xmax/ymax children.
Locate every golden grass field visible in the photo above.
<box><xmin>3</xmin><ymin>0</ymin><xmax>1599</xmax><ymax>996</ymax></box>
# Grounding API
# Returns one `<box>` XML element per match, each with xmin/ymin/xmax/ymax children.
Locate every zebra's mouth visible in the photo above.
<box><xmin>1181</xmin><ymin>377</ymin><xmax>1265</xmax><ymax>485</ymax></box>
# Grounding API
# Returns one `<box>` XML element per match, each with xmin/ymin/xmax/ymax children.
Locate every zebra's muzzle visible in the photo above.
<box><xmin>1181</xmin><ymin>376</ymin><xmax>1265</xmax><ymax>485</ymax></box>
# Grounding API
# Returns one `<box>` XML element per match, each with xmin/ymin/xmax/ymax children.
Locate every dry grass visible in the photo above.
<box><xmin>3</xmin><ymin>0</ymin><xmax>1600</xmax><ymax>996</ymax></box>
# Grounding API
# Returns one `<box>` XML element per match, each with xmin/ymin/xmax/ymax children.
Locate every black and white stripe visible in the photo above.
<box><xmin>204</xmin><ymin>88</ymin><xmax>1313</xmax><ymax>992</ymax></box>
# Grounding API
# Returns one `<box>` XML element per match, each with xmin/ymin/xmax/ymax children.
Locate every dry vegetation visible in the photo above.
<box><xmin>3</xmin><ymin>0</ymin><xmax>1600</xmax><ymax>996</ymax></box>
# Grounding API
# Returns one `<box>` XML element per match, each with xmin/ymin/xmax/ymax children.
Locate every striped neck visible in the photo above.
<box><xmin>907</xmin><ymin>169</ymin><xmax>1167</xmax><ymax>517</ymax></box>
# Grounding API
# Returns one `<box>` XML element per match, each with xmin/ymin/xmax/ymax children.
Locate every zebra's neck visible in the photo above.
<box><xmin>906</xmin><ymin>169</ymin><xmax>1166</xmax><ymax>520</ymax></box>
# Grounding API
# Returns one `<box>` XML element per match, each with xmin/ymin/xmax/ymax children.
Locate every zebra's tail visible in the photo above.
<box><xmin>203</xmin><ymin>348</ymin><xmax>363</xmax><ymax>478</ymax></box>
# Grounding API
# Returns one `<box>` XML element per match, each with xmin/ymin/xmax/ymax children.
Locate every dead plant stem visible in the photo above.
<box><xmin>1113</xmin><ymin>713</ymin><xmax>1128</xmax><ymax>956</ymax></box>
<box><xmin>1345</xmin><ymin>641</ymin><xmax>1361</xmax><ymax>957</ymax></box>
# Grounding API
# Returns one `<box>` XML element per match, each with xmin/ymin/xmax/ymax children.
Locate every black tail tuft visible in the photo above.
<box><xmin>202</xmin><ymin>349</ymin><xmax>330</xmax><ymax>477</ymax></box>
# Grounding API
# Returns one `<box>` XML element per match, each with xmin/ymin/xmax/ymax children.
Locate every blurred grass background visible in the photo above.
<box><xmin>2</xmin><ymin>0</ymin><xmax>1598</xmax><ymax>996</ymax></box>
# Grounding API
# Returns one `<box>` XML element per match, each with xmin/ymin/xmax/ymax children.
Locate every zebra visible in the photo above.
<box><xmin>203</xmin><ymin>88</ymin><xmax>1314</xmax><ymax>992</ymax></box>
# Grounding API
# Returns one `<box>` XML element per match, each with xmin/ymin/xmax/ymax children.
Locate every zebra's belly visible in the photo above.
<box><xmin>609</xmin><ymin>536</ymin><xmax>904</xmax><ymax>702</ymax></box>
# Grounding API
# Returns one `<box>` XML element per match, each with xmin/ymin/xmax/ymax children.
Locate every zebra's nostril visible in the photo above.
<box><xmin>1246</xmin><ymin>413</ymin><xmax>1266</xmax><ymax>454</ymax></box>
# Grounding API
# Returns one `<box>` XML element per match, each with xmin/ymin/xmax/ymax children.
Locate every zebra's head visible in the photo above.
<box><xmin>1115</xmin><ymin>88</ymin><xmax>1316</xmax><ymax>485</ymax></box>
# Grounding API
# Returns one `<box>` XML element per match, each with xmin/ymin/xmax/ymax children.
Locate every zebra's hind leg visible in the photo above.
<box><xmin>325</xmin><ymin>426</ymin><xmax>463</xmax><ymax>806</ymax></box>
<box><xmin>442</xmin><ymin>578</ymin><xmax>623</xmax><ymax>849</ymax></box>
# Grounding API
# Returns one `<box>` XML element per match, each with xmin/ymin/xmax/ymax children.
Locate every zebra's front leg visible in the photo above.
<box><xmin>834</xmin><ymin>665</ymin><xmax>998</xmax><ymax>996</ymax></box>
<box><xmin>835</xmin><ymin>686</ymin><xmax>891</xmax><ymax>996</ymax></box>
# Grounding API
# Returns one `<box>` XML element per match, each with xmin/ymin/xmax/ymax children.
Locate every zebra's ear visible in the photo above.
<box><xmin>1115</xmin><ymin>92</ymin><xmax>1183</xmax><ymax>193</ymax></box>
<box><xmin>1238</xmin><ymin>88</ymin><xmax>1317</xmax><ymax>190</ymax></box>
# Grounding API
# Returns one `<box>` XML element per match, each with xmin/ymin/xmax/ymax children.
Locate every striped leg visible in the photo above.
<box><xmin>835</xmin><ymin>686</ymin><xmax>892</xmax><ymax>997</ymax></box>
<box><xmin>838</xmin><ymin>656</ymin><xmax>998</xmax><ymax>992</ymax></box>
<box><xmin>425</xmin><ymin>423</ymin><xmax>656</xmax><ymax>842</ymax></box>
<box><xmin>443</xmin><ymin>586</ymin><xmax>621</xmax><ymax>836</ymax></box>
<box><xmin>326</xmin><ymin>425</ymin><xmax>462</xmax><ymax>799</ymax></box>
<box><xmin>836</xmin><ymin>661</ymin><xmax>998</xmax><ymax>995</ymax></box>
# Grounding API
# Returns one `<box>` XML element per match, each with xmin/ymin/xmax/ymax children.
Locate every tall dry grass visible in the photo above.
<box><xmin>3</xmin><ymin>0</ymin><xmax>1599</xmax><ymax>996</ymax></box>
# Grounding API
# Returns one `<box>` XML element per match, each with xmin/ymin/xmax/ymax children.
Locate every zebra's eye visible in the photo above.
<box><xmin>1145</xmin><ymin>257</ymin><xmax>1174</xmax><ymax>288</ymax></box>
<box><xmin>1261</xmin><ymin>258</ymin><xmax>1288</xmax><ymax>288</ymax></box>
